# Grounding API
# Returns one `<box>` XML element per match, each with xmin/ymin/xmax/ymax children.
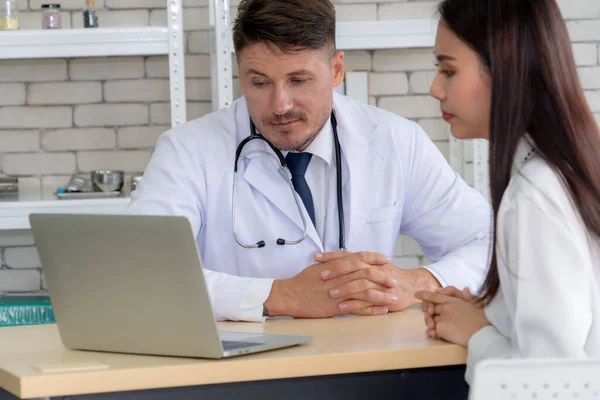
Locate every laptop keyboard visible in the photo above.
<box><xmin>221</xmin><ymin>340</ymin><xmax>263</xmax><ymax>351</ymax></box>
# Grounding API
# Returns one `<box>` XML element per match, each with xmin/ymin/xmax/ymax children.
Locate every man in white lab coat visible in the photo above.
<box><xmin>126</xmin><ymin>0</ymin><xmax>491</xmax><ymax>322</ymax></box>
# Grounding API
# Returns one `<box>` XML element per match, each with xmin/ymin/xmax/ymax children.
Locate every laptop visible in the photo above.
<box><xmin>29</xmin><ymin>213</ymin><xmax>312</xmax><ymax>359</ymax></box>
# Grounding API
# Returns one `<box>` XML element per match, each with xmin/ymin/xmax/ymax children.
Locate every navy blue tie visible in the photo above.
<box><xmin>285</xmin><ymin>152</ymin><xmax>316</xmax><ymax>227</ymax></box>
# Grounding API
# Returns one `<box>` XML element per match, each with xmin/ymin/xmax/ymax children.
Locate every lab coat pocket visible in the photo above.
<box><xmin>352</xmin><ymin>201</ymin><xmax>404</xmax><ymax>255</ymax></box>
<box><xmin>365</xmin><ymin>201</ymin><xmax>404</xmax><ymax>224</ymax></box>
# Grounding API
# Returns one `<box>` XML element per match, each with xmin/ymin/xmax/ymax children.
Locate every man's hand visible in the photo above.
<box><xmin>316</xmin><ymin>251</ymin><xmax>442</xmax><ymax>313</ymax></box>
<box><xmin>264</xmin><ymin>252</ymin><xmax>399</xmax><ymax>318</ymax></box>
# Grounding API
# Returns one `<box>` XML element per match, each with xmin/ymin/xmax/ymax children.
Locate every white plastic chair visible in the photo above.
<box><xmin>469</xmin><ymin>358</ymin><xmax>600</xmax><ymax>400</ymax></box>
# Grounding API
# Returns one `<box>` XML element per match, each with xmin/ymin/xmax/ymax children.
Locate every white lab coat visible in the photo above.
<box><xmin>126</xmin><ymin>91</ymin><xmax>492</xmax><ymax>321</ymax></box>
<box><xmin>465</xmin><ymin>138</ymin><xmax>600</xmax><ymax>384</ymax></box>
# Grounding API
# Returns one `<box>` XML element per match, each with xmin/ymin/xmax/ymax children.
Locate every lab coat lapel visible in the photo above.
<box><xmin>332</xmin><ymin>92</ymin><xmax>386</xmax><ymax>250</ymax></box>
<box><xmin>234</xmin><ymin>98</ymin><xmax>322</xmax><ymax>250</ymax></box>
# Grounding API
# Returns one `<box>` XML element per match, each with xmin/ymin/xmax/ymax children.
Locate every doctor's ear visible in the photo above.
<box><xmin>331</xmin><ymin>51</ymin><xmax>345</xmax><ymax>87</ymax></box>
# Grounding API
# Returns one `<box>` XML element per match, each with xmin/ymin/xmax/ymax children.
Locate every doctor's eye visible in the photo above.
<box><xmin>252</xmin><ymin>81</ymin><xmax>268</xmax><ymax>88</ymax></box>
<box><xmin>291</xmin><ymin>79</ymin><xmax>307</xmax><ymax>85</ymax></box>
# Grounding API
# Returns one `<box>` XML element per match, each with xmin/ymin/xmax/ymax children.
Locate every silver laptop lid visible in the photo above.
<box><xmin>29</xmin><ymin>213</ymin><xmax>224</xmax><ymax>358</ymax></box>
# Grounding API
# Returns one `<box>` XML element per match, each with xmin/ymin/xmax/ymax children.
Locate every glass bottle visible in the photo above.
<box><xmin>83</xmin><ymin>0</ymin><xmax>98</xmax><ymax>28</ymax></box>
<box><xmin>0</xmin><ymin>0</ymin><xmax>19</xmax><ymax>30</ymax></box>
<box><xmin>41</xmin><ymin>4</ymin><xmax>62</xmax><ymax>29</ymax></box>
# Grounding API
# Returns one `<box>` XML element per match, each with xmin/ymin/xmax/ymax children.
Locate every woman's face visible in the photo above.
<box><xmin>429</xmin><ymin>21</ymin><xmax>492</xmax><ymax>140</ymax></box>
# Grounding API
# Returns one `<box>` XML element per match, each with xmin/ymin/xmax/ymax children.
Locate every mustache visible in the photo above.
<box><xmin>265</xmin><ymin>111</ymin><xmax>307</xmax><ymax>125</ymax></box>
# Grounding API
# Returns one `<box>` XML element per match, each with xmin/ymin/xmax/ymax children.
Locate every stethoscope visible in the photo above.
<box><xmin>233</xmin><ymin>111</ymin><xmax>346</xmax><ymax>251</ymax></box>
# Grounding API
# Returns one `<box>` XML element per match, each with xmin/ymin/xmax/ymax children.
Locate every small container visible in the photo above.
<box><xmin>83</xmin><ymin>0</ymin><xmax>98</xmax><ymax>28</ymax></box>
<box><xmin>41</xmin><ymin>4</ymin><xmax>61</xmax><ymax>29</ymax></box>
<box><xmin>131</xmin><ymin>174</ymin><xmax>143</xmax><ymax>192</ymax></box>
<box><xmin>0</xmin><ymin>0</ymin><xmax>19</xmax><ymax>30</ymax></box>
<box><xmin>91</xmin><ymin>170</ymin><xmax>124</xmax><ymax>193</ymax></box>
<box><xmin>0</xmin><ymin>176</ymin><xmax>18</xmax><ymax>197</ymax></box>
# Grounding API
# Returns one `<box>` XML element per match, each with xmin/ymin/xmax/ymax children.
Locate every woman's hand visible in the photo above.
<box><xmin>421</xmin><ymin>286</ymin><xmax>477</xmax><ymax>338</ymax></box>
<box><xmin>415</xmin><ymin>290</ymin><xmax>490</xmax><ymax>347</ymax></box>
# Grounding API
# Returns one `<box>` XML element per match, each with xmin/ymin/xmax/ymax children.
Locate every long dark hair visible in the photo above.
<box><xmin>439</xmin><ymin>0</ymin><xmax>600</xmax><ymax>303</ymax></box>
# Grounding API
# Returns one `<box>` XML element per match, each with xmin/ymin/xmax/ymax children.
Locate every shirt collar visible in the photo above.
<box><xmin>283</xmin><ymin>117</ymin><xmax>333</xmax><ymax>166</ymax></box>
<box><xmin>512</xmin><ymin>134</ymin><xmax>537</xmax><ymax>176</ymax></box>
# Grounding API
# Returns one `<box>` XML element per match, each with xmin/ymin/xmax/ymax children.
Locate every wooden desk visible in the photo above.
<box><xmin>0</xmin><ymin>309</ymin><xmax>468</xmax><ymax>400</ymax></box>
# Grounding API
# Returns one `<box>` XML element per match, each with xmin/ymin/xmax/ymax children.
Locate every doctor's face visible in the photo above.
<box><xmin>429</xmin><ymin>22</ymin><xmax>491</xmax><ymax>140</ymax></box>
<box><xmin>237</xmin><ymin>42</ymin><xmax>345</xmax><ymax>151</ymax></box>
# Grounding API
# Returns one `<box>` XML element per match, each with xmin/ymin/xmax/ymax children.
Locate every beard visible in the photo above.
<box><xmin>258</xmin><ymin>107</ymin><xmax>332</xmax><ymax>151</ymax></box>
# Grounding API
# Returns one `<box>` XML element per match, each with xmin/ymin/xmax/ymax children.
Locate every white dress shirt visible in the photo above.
<box><xmin>282</xmin><ymin>117</ymin><xmax>334</xmax><ymax>243</ymax></box>
<box><xmin>465</xmin><ymin>137</ymin><xmax>600</xmax><ymax>384</ymax></box>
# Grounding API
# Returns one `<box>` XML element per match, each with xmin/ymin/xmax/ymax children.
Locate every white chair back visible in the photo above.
<box><xmin>469</xmin><ymin>358</ymin><xmax>600</xmax><ymax>400</ymax></box>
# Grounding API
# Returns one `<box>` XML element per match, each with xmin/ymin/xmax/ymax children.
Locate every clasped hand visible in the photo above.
<box><xmin>415</xmin><ymin>286</ymin><xmax>490</xmax><ymax>347</ymax></box>
<box><xmin>266</xmin><ymin>251</ymin><xmax>433</xmax><ymax>318</ymax></box>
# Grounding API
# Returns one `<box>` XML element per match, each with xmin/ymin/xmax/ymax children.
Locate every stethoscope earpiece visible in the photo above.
<box><xmin>276</xmin><ymin>238</ymin><xmax>286</xmax><ymax>245</ymax></box>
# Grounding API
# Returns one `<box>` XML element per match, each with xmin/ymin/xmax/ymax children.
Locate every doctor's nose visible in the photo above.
<box><xmin>271</xmin><ymin>85</ymin><xmax>294</xmax><ymax>116</ymax></box>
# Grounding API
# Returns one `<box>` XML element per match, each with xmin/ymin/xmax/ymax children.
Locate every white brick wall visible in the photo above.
<box><xmin>0</xmin><ymin>60</ymin><xmax>67</xmax><ymax>82</ymax></box>
<box><xmin>74</xmin><ymin>104</ymin><xmax>149</xmax><ymax>126</ymax></box>
<box><xmin>579</xmin><ymin>67</ymin><xmax>600</xmax><ymax>90</ymax></box>
<box><xmin>28</xmin><ymin>82</ymin><xmax>103</xmax><ymax>105</ymax></box>
<box><xmin>336</xmin><ymin>4</ymin><xmax>377</xmax><ymax>20</ymax></box>
<box><xmin>73</xmin><ymin>10</ymin><xmax>149</xmax><ymax>29</ymax></box>
<box><xmin>573</xmin><ymin>43</ymin><xmax>598</xmax><ymax>66</ymax></box>
<box><xmin>0</xmin><ymin>131</ymin><xmax>40</xmax><ymax>152</ymax></box>
<box><xmin>567</xmin><ymin>20</ymin><xmax>600</xmax><ymax>42</ymax></box>
<box><xmin>1</xmin><ymin>0</ymin><xmax>599</xmax><ymax>293</ymax></box>
<box><xmin>4</xmin><ymin>247</ymin><xmax>41</xmax><ymax>269</ymax></box>
<box><xmin>585</xmin><ymin>91</ymin><xmax>600</xmax><ymax>112</ymax></box>
<box><xmin>0</xmin><ymin>270</ymin><xmax>41</xmax><ymax>292</ymax></box>
<box><xmin>377</xmin><ymin>2</ymin><xmax>438</xmax><ymax>19</ymax></box>
<box><xmin>373</xmin><ymin>49</ymin><xmax>437</xmax><ymax>72</ymax></box>
<box><xmin>0</xmin><ymin>107</ymin><xmax>72</xmax><ymax>128</ymax></box>
<box><xmin>378</xmin><ymin>95</ymin><xmax>440</xmax><ymax>118</ymax></box>
<box><xmin>104</xmin><ymin>0</ymin><xmax>163</xmax><ymax>8</ymax></box>
<box><xmin>70</xmin><ymin>58</ymin><xmax>145</xmax><ymax>80</ymax></box>
<box><xmin>370</xmin><ymin>73</ymin><xmax>409</xmax><ymax>95</ymax></box>
<box><xmin>117</xmin><ymin>126</ymin><xmax>169</xmax><ymax>149</ymax></box>
<box><xmin>77</xmin><ymin>150</ymin><xmax>152</xmax><ymax>172</ymax></box>
<box><xmin>104</xmin><ymin>79</ymin><xmax>171</xmax><ymax>102</ymax></box>
<box><xmin>3</xmin><ymin>153</ymin><xmax>76</xmax><ymax>175</ymax></box>
<box><xmin>0</xmin><ymin>84</ymin><xmax>26</xmax><ymax>106</ymax></box>
<box><xmin>0</xmin><ymin>231</ymin><xmax>35</xmax><ymax>247</ymax></box>
<box><xmin>556</xmin><ymin>0</ymin><xmax>600</xmax><ymax>19</ymax></box>
<box><xmin>41</xmin><ymin>128</ymin><xmax>116</xmax><ymax>151</ymax></box>
<box><xmin>30</xmin><ymin>0</ymin><xmax>105</xmax><ymax>9</ymax></box>
<box><xmin>409</xmin><ymin>71</ymin><xmax>436</xmax><ymax>94</ymax></box>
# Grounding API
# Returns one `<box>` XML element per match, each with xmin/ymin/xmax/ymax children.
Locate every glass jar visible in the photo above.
<box><xmin>83</xmin><ymin>0</ymin><xmax>98</xmax><ymax>28</ymax></box>
<box><xmin>0</xmin><ymin>0</ymin><xmax>19</xmax><ymax>30</ymax></box>
<box><xmin>41</xmin><ymin>4</ymin><xmax>61</xmax><ymax>29</ymax></box>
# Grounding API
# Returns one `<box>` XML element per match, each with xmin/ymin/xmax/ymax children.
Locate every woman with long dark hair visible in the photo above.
<box><xmin>415</xmin><ymin>0</ymin><xmax>600</xmax><ymax>383</ymax></box>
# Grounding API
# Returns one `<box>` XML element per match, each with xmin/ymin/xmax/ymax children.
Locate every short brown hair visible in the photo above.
<box><xmin>232</xmin><ymin>0</ymin><xmax>336</xmax><ymax>55</ymax></box>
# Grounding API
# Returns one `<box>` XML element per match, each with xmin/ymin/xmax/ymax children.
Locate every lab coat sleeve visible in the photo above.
<box><xmin>126</xmin><ymin>132</ymin><xmax>274</xmax><ymax>322</ymax></box>
<box><xmin>465</xmin><ymin>325</ymin><xmax>516</xmax><ymax>385</ymax></box>
<box><xmin>400</xmin><ymin>123</ymin><xmax>492</xmax><ymax>293</ymax></box>
<box><xmin>465</xmin><ymin>194</ymin><xmax>593</xmax><ymax>384</ymax></box>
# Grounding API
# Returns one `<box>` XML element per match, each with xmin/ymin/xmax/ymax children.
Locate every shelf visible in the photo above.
<box><xmin>0</xmin><ymin>198</ymin><xmax>130</xmax><ymax>230</ymax></box>
<box><xmin>0</xmin><ymin>27</ymin><xmax>169</xmax><ymax>60</ymax></box>
<box><xmin>336</xmin><ymin>19</ymin><xmax>438</xmax><ymax>50</ymax></box>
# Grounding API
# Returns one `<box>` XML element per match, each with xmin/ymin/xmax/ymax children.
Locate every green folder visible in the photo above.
<box><xmin>0</xmin><ymin>295</ymin><xmax>56</xmax><ymax>327</ymax></box>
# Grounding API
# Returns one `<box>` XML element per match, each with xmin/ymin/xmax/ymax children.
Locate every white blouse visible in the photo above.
<box><xmin>465</xmin><ymin>137</ymin><xmax>600</xmax><ymax>384</ymax></box>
